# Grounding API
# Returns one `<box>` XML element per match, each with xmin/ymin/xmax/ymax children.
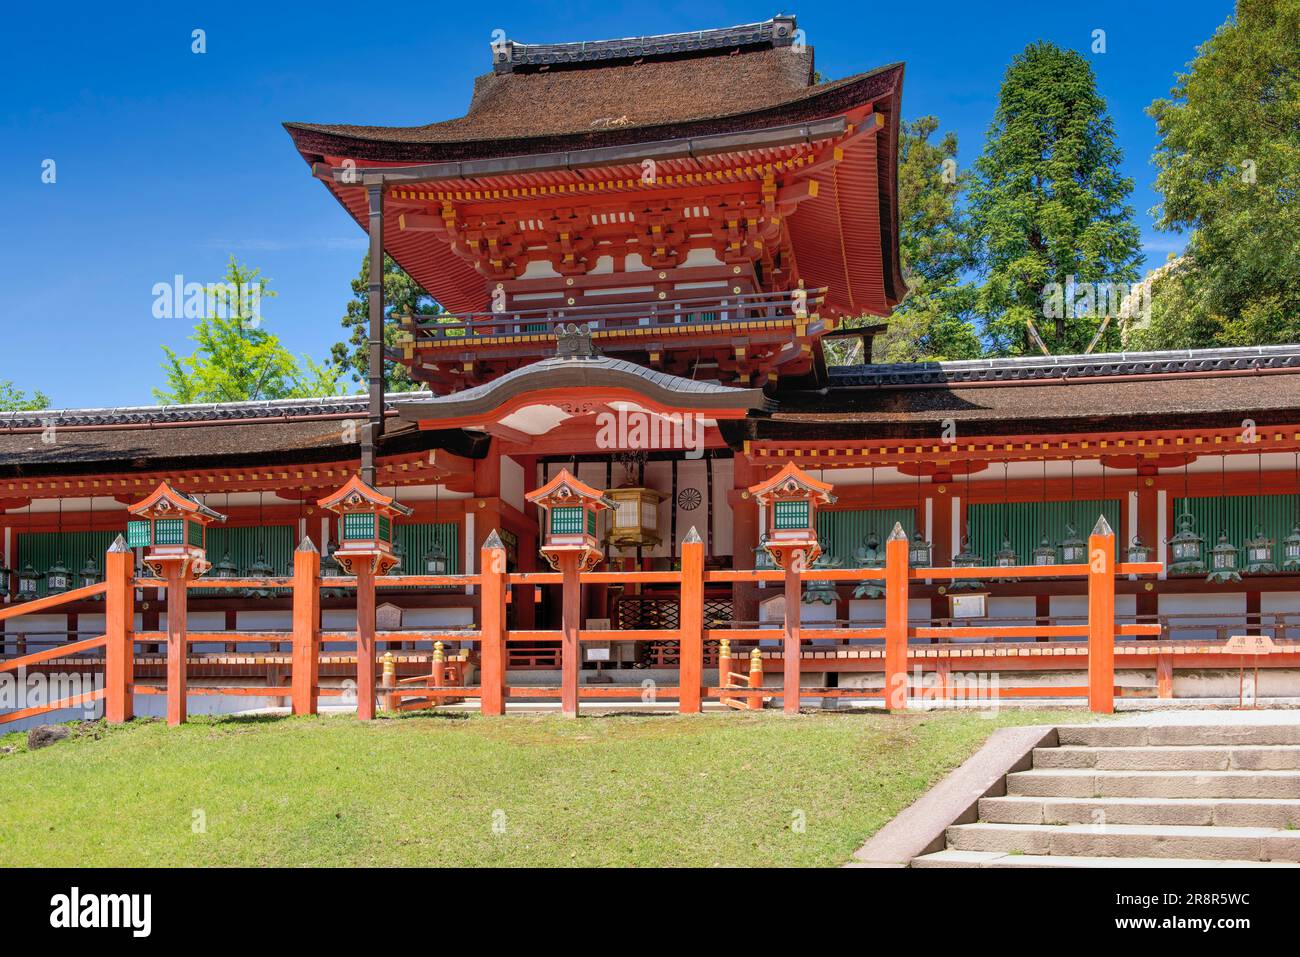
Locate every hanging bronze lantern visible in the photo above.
<box><xmin>1283</xmin><ymin>524</ymin><xmax>1300</xmax><ymax>571</ymax></box>
<box><xmin>802</xmin><ymin>553</ymin><xmax>841</xmax><ymax>604</ymax></box>
<box><xmin>17</xmin><ymin>563</ymin><xmax>40</xmax><ymax>601</ymax></box>
<box><xmin>46</xmin><ymin>556</ymin><xmax>72</xmax><ymax>595</ymax></box>
<box><xmin>1166</xmin><ymin>511</ymin><xmax>1205</xmax><ymax>574</ymax></box>
<box><xmin>1206</xmin><ymin>530</ymin><xmax>1241</xmax><ymax>584</ymax></box>
<box><xmin>1244</xmin><ymin>526</ymin><xmax>1276</xmax><ymax>575</ymax></box>
<box><xmin>994</xmin><ymin>537</ymin><xmax>1018</xmax><ymax>567</ymax></box>
<box><xmin>1032</xmin><ymin>534</ymin><xmax>1058</xmax><ymax>566</ymax></box>
<box><xmin>1126</xmin><ymin>535</ymin><xmax>1151</xmax><ymax>564</ymax></box>
<box><xmin>79</xmin><ymin>555</ymin><xmax>101</xmax><ymax>592</ymax></box>
<box><xmin>949</xmin><ymin>535</ymin><xmax>985</xmax><ymax>592</ymax></box>
<box><xmin>210</xmin><ymin>552</ymin><xmax>239</xmax><ymax>580</ymax></box>
<box><xmin>1059</xmin><ymin>523</ymin><xmax>1088</xmax><ymax>564</ymax></box>
<box><xmin>852</xmin><ymin>532</ymin><xmax>885</xmax><ymax>599</ymax></box>
<box><xmin>908</xmin><ymin>530</ymin><xmax>933</xmax><ymax>567</ymax></box>
<box><xmin>423</xmin><ymin>539</ymin><xmax>448</xmax><ymax>575</ymax></box>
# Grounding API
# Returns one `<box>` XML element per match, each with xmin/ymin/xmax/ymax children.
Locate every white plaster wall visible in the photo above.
<box><xmin>501</xmin><ymin>456</ymin><xmax>525</xmax><ymax>515</ymax></box>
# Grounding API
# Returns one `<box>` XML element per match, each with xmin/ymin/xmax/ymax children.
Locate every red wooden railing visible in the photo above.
<box><xmin>0</xmin><ymin>580</ymin><xmax>109</xmax><ymax>726</ymax></box>
<box><xmin>0</xmin><ymin>523</ymin><xmax>1184</xmax><ymax>725</ymax></box>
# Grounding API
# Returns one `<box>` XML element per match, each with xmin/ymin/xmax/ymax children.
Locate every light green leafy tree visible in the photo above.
<box><xmin>0</xmin><ymin>381</ymin><xmax>50</xmax><ymax>411</ymax></box>
<box><xmin>1131</xmin><ymin>0</ymin><xmax>1300</xmax><ymax>350</ymax></box>
<box><xmin>155</xmin><ymin>257</ymin><xmax>345</xmax><ymax>404</ymax></box>
<box><xmin>968</xmin><ymin>41</ymin><xmax>1142</xmax><ymax>355</ymax></box>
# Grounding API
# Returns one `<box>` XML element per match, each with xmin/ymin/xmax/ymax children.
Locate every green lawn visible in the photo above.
<box><xmin>0</xmin><ymin>708</ymin><xmax>1083</xmax><ymax>867</ymax></box>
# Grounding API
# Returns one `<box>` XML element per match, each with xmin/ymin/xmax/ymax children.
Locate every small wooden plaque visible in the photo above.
<box><xmin>1224</xmin><ymin>634</ymin><xmax>1275</xmax><ymax>655</ymax></box>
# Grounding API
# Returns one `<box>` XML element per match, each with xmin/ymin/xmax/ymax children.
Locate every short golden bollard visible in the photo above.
<box><xmin>748</xmin><ymin>647</ymin><xmax>764</xmax><ymax>711</ymax></box>
<box><xmin>380</xmin><ymin>651</ymin><xmax>396</xmax><ymax>712</ymax></box>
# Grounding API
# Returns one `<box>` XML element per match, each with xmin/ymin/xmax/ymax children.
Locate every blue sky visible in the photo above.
<box><xmin>1</xmin><ymin>0</ymin><xmax>1235</xmax><ymax>408</ymax></box>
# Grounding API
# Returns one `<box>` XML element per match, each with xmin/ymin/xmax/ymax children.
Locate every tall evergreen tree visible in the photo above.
<box><xmin>875</xmin><ymin>116</ymin><xmax>980</xmax><ymax>362</ymax></box>
<box><xmin>1133</xmin><ymin>0</ymin><xmax>1300</xmax><ymax>349</ymax></box>
<box><xmin>968</xmin><ymin>41</ymin><xmax>1142</xmax><ymax>355</ymax></box>
<box><xmin>826</xmin><ymin>116</ymin><xmax>980</xmax><ymax>365</ymax></box>
<box><xmin>330</xmin><ymin>254</ymin><xmax>444</xmax><ymax>393</ymax></box>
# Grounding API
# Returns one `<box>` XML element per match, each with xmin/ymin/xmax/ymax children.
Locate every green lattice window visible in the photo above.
<box><xmin>126</xmin><ymin>520</ymin><xmax>150</xmax><ymax>549</ymax></box>
<box><xmin>816</xmin><ymin>508</ymin><xmax>918</xmax><ymax>565</ymax></box>
<box><xmin>967</xmin><ymin>499</ymin><xmax>1122</xmax><ymax>565</ymax></box>
<box><xmin>587</xmin><ymin>510</ymin><xmax>597</xmax><ymax>536</ymax></box>
<box><xmin>551</xmin><ymin>506</ymin><xmax>583</xmax><ymax>535</ymax></box>
<box><xmin>378</xmin><ymin>515</ymin><xmax>392</xmax><ymax>542</ymax></box>
<box><xmin>187</xmin><ymin>520</ymin><xmax>204</xmax><ymax>548</ymax></box>
<box><xmin>154</xmin><ymin>519</ymin><xmax>184</xmax><ymax>546</ymax></box>
<box><xmin>773</xmin><ymin>500</ymin><xmax>809</xmax><ymax>530</ymax></box>
<box><xmin>1175</xmin><ymin>494</ymin><xmax>1300</xmax><ymax>563</ymax></box>
<box><xmin>343</xmin><ymin>512</ymin><xmax>375</xmax><ymax>541</ymax></box>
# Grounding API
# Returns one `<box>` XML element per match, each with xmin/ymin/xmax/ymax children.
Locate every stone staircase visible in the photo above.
<box><xmin>913</xmin><ymin>724</ymin><xmax>1300</xmax><ymax>868</ymax></box>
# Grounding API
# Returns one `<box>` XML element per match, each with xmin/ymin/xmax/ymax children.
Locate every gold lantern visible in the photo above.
<box><xmin>605</xmin><ymin>486</ymin><xmax>665</xmax><ymax>549</ymax></box>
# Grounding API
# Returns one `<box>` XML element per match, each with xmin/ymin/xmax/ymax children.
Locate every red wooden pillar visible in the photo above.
<box><xmin>782</xmin><ymin>558</ymin><xmax>802</xmax><ymax>714</ymax></box>
<box><xmin>104</xmin><ymin>536</ymin><xmax>135</xmax><ymax>724</ymax></box>
<box><xmin>884</xmin><ymin>524</ymin><xmax>910</xmax><ymax>711</ymax></box>
<box><xmin>1088</xmin><ymin>516</ymin><xmax>1117</xmax><ymax>714</ymax></box>
<box><xmin>479</xmin><ymin>531</ymin><xmax>508</xmax><ymax>715</ymax></box>
<box><xmin>291</xmin><ymin>538</ymin><xmax>320</xmax><ymax>716</ymax></box>
<box><xmin>356</xmin><ymin>563</ymin><xmax>377</xmax><ymax>720</ymax></box>
<box><xmin>165</xmin><ymin>565</ymin><xmax>189</xmax><ymax>727</ymax></box>
<box><xmin>678</xmin><ymin>528</ymin><xmax>705</xmax><ymax>713</ymax></box>
<box><xmin>560</xmin><ymin>551</ymin><xmax>582</xmax><ymax>718</ymax></box>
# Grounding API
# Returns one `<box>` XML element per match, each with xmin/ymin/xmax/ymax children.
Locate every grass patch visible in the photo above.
<box><xmin>0</xmin><ymin>708</ymin><xmax>1083</xmax><ymax>867</ymax></box>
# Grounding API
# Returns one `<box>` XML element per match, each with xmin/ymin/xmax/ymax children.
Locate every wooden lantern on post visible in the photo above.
<box><xmin>526</xmin><ymin>469</ymin><xmax>614</xmax><ymax>718</ymax></box>
<box><xmin>126</xmin><ymin>482</ymin><xmax>226</xmax><ymax>578</ymax></box>
<box><xmin>317</xmin><ymin>476</ymin><xmax>413</xmax><ymax>576</ymax></box>
<box><xmin>318</xmin><ymin>475</ymin><xmax>413</xmax><ymax>722</ymax></box>
<box><xmin>127</xmin><ymin>482</ymin><xmax>225</xmax><ymax>727</ymax></box>
<box><xmin>746</xmin><ymin>462</ymin><xmax>836</xmax><ymax>570</ymax></box>
<box><xmin>526</xmin><ymin>469</ymin><xmax>613</xmax><ymax>573</ymax></box>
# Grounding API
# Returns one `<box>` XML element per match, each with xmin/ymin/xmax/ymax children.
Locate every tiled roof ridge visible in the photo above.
<box><xmin>0</xmin><ymin>391</ymin><xmax>430</xmax><ymax>430</ymax></box>
<box><xmin>493</xmin><ymin>16</ymin><xmax>798</xmax><ymax>73</ymax></box>
<box><xmin>828</xmin><ymin>344</ymin><xmax>1300</xmax><ymax>389</ymax></box>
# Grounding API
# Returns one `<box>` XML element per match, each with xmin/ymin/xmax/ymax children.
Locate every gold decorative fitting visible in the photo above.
<box><xmin>657</xmin><ymin>292</ymin><xmax>666</xmax><ymax>299</ymax></box>
<box><xmin>658</xmin><ymin>272</ymin><xmax>667</xmax><ymax>279</ymax></box>
<box><xmin>732</xmin><ymin>286</ymin><xmax>741</xmax><ymax>294</ymax></box>
<box><xmin>566</xmin><ymin>297</ymin><xmax>575</xmax><ymax>306</ymax></box>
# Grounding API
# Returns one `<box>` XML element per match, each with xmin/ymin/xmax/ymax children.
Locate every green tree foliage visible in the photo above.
<box><xmin>0</xmin><ymin>381</ymin><xmax>50</xmax><ymax>411</ymax></box>
<box><xmin>874</xmin><ymin>116</ymin><xmax>981</xmax><ymax>362</ymax></box>
<box><xmin>155</xmin><ymin>257</ymin><xmax>345</xmax><ymax>404</ymax></box>
<box><xmin>330</xmin><ymin>254</ymin><xmax>445</xmax><ymax>393</ymax></box>
<box><xmin>968</xmin><ymin>41</ymin><xmax>1142</xmax><ymax>355</ymax></box>
<box><xmin>1132</xmin><ymin>0</ymin><xmax>1300</xmax><ymax>350</ymax></box>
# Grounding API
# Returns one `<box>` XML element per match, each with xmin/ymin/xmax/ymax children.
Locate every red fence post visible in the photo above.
<box><xmin>479</xmin><ymin>531</ymin><xmax>508</xmax><ymax>715</ymax></box>
<box><xmin>104</xmin><ymin>536</ymin><xmax>135</xmax><ymax>724</ymax></box>
<box><xmin>560</xmin><ymin>551</ymin><xmax>581</xmax><ymax>718</ymax></box>
<box><xmin>1088</xmin><ymin>516</ymin><xmax>1117</xmax><ymax>714</ymax></box>
<box><xmin>165</xmin><ymin>565</ymin><xmax>190</xmax><ymax>726</ymax></box>
<box><xmin>291</xmin><ymin>538</ymin><xmax>320</xmax><ymax>716</ymax></box>
<box><xmin>679</xmin><ymin>527</ymin><xmax>704</xmax><ymax>713</ymax></box>
<box><xmin>783</xmin><ymin>556</ymin><xmax>802</xmax><ymax>715</ymax></box>
<box><xmin>356</xmin><ymin>563</ymin><xmax>377</xmax><ymax>720</ymax></box>
<box><xmin>884</xmin><ymin>523</ymin><xmax>910</xmax><ymax>712</ymax></box>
